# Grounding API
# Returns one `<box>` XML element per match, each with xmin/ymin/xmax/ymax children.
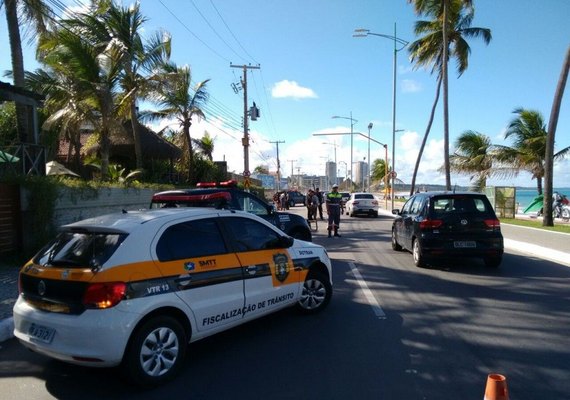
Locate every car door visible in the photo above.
<box><xmin>221</xmin><ymin>215</ymin><xmax>301</xmax><ymax>320</ymax></box>
<box><xmin>404</xmin><ymin>195</ymin><xmax>425</xmax><ymax>249</ymax></box>
<box><xmin>152</xmin><ymin>217</ymin><xmax>246</xmax><ymax>333</ymax></box>
<box><xmin>395</xmin><ymin>197</ymin><xmax>414</xmax><ymax>250</ymax></box>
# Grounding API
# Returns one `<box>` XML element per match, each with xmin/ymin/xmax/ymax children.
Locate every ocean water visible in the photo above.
<box><xmin>516</xmin><ymin>187</ymin><xmax>570</xmax><ymax>208</ymax></box>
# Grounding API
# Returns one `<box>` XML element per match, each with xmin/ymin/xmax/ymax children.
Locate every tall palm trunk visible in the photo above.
<box><xmin>410</xmin><ymin>75</ymin><xmax>442</xmax><ymax>195</ymax></box>
<box><xmin>543</xmin><ymin>44</ymin><xmax>570</xmax><ymax>226</ymax></box>
<box><xmin>442</xmin><ymin>0</ymin><xmax>451</xmax><ymax>190</ymax></box>
<box><xmin>130</xmin><ymin>100</ymin><xmax>143</xmax><ymax>169</ymax></box>
<box><xmin>5</xmin><ymin>0</ymin><xmax>30</xmax><ymax>143</ymax></box>
<box><xmin>183</xmin><ymin>120</ymin><xmax>194</xmax><ymax>183</ymax></box>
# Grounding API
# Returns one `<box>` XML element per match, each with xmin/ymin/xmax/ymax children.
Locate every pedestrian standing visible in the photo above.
<box><xmin>326</xmin><ymin>184</ymin><xmax>343</xmax><ymax>237</ymax></box>
<box><xmin>306</xmin><ymin>189</ymin><xmax>319</xmax><ymax>220</ymax></box>
<box><xmin>315</xmin><ymin>188</ymin><xmax>324</xmax><ymax>220</ymax></box>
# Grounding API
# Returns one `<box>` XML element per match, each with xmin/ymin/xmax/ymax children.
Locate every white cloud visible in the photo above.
<box><xmin>271</xmin><ymin>80</ymin><xmax>318</xmax><ymax>99</ymax></box>
<box><xmin>401</xmin><ymin>79</ymin><xmax>422</xmax><ymax>93</ymax></box>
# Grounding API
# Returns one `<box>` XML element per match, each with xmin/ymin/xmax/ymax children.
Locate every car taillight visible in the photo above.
<box><xmin>353</xmin><ymin>201</ymin><xmax>359</xmax><ymax>205</ymax></box>
<box><xmin>83</xmin><ymin>282</ymin><xmax>126</xmax><ymax>309</ymax></box>
<box><xmin>484</xmin><ymin>219</ymin><xmax>501</xmax><ymax>230</ymax></box>
<box><xmin>419</xmin><ymin>219</ymin><xmax>443</xmax><ymax>229</ymax></box>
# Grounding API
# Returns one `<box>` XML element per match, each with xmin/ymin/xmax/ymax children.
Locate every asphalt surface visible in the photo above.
<box><xmin>1</xmin><ymin>208</ymin><xmax>568</xmax><ymax>343</ymax></box>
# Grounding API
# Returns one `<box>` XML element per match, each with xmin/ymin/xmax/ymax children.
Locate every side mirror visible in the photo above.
<box><xmin>392</xmin><ymin>209</ymin><xmax>400</xmax><ymax>215</ymax></box>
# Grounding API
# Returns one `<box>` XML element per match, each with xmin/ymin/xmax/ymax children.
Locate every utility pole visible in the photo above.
<box><xmin>230</xmin><ymin>63</ymin><xmax>260</xmax><ymax>189</ymax></box>
<box><xmin>287</xmin><ymin>159</ymin><xmax>297</xmax><ymax>188</ymax></box>
<box><xmin>270</xmin><ymin>140</ymin><xmax>285</xmax><ymax>190</ymax></box>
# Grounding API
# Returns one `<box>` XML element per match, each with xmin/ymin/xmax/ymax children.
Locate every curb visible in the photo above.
<box><xmin>0</xmin><ymin>317</ymin><xmax>14</xmax><ymax>343</ymax></box>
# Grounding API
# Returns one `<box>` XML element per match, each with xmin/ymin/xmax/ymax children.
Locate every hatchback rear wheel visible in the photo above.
<box><xmin>484</xmin><ymin>256</ymin><xmax>502</xmax><ymax>268</ymax></box>
<box><xmin>122</xmin><ymin>316</ymin><xmax>187</xmax><ymax>387</ymax></box>
<box><xmin>412</xmin><ymin>238</ymin><xmax>426</xmax><ymax>267</ymax></box>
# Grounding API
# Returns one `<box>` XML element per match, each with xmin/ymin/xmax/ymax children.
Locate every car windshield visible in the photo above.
<box><xmin>34</xmin><ymin>231</ymin><xmax>127</xmax><ymax>268</ymax></box>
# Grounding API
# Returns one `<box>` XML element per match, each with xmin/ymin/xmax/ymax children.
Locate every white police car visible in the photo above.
<box><xmin>13</xmin><ymin>208</ymin><xmax>332</xmax><ymax>386</ymax></box>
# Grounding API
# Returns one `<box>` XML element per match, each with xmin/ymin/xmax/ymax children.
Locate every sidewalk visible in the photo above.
<box><xmin>0</xmin><ymin>263</ymin><xmax>18</xmax><ymax>343</ymax></box>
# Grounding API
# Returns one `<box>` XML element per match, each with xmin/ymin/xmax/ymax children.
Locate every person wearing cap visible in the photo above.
<box><xmin>326</xmin><ymin>184</ymin><xmax>343</xmax><ymax>237</ymax></box>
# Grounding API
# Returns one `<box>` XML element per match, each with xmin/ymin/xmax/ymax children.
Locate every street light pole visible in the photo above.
<box><xmin>367</xmin><ymin>122</ymin><xmax>373</xmax><ymax>193</ymax></box>
<box><xmin>354</xmin><ymin>24</ymin><xmax>408</xmax><ymax>209</ymax></box>
<box><xmin>332</xmin><ymin>113</ymin><xmax>357</xmax><ymax>185</ymax></box>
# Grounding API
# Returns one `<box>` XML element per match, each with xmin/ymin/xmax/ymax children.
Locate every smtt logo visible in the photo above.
<box><xmin>273</xmin><ymin>253</ymin><xmax>290</xmax><ymax>283</ymax></box>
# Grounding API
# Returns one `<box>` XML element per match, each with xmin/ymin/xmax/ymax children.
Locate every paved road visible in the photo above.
<box><xmin>1</xmin><ymin>206</ymin><xmax>568</xmax><ymax>342</ymax></box>
<box><xmin>1</xmin><ymin>212</ymin><xmax>569</xmax><ymax>399</ymax></box>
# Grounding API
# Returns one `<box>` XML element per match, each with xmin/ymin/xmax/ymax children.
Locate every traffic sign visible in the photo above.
<box><xmin>391</xmin><ymin>171</ymin><xmax>397</xmax><ymax>178</ymax></box>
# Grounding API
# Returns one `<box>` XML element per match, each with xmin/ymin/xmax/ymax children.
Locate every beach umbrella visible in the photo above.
<box><xmin>46</xmin><ymin>161</ymin><xmax>80</xmax><ymax>177</ymax></box>
<box><xmin>0</xmin><ymin>150</ymin><xmax>19</xmax><ymax>163</ymax></box>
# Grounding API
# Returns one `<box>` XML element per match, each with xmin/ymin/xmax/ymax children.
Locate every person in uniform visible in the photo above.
<box><xmin>326</xmin><ymin>184</ymin><xmax>343</xmax><ymax>238</ymax></box>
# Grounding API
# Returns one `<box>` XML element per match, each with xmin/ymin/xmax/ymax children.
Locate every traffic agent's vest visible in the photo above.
<box><xmin>326</xmin><ymin>192</ymin><xmax>342</xmax><ymax>206</ymax></box>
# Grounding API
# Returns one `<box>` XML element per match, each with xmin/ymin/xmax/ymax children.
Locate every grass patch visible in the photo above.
<box><xmin>501</xmin><ymin>218</ymin><xmax>570</xmax><ymax>234</ymax></box>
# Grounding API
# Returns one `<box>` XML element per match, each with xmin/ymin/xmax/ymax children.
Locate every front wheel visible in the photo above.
<box><xmin>412</xmin><ymin>238</ymin><xmax>426</xmax><ymax>268</ymax></box>
<box><xmin>297</xmin><ymin>271</ymin><xmax>332</xmax><ymax>314</ymax></box>
<box><xmin>391</xmin><ymin>228</ymin><xmax>402</xmax><ymax>251</ymax></box>
<box><xmin>122</xmin><ymin>316</ymin><xmax>187</xmax><ymax>387</ymax></box>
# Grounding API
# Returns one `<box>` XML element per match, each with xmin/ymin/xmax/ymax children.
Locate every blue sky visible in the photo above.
<box><xmin>2</xmin><ymin>0</ymin><xmax>569</xmax><ymax>188</ymax></box>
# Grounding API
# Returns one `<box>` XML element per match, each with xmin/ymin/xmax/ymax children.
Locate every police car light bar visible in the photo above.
<box><xmin>152</xmin><ymin>192</ymin><xmax>232</xmax><ymax>202</ymax></box>
<box><xmin>196</xmin><ymin>180</ymin><xmax>238</xmax><ymax>188</ymax></box>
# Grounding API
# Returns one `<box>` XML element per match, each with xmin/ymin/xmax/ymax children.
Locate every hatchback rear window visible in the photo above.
<box><xmin>34</xmin><ymin>231</ymin><xmax>127</xmax><ymax>268</ymax></box>
<box><xmin>432</xmin><ymin>196</ymin><xmax>490</xmax><ymax>214</ymax></box>
<box><xmin>355</xmin><ymin>194</ymin><xmax>374</xmax><ymax>200</ymax></box>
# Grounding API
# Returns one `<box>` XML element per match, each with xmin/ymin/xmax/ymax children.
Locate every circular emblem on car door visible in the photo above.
<box><xmin>460</xmin><ymin>219</ymin><xmax>468</xmax><ymax>225</ymax></box>
<box><xmin>37</xmin><ymin>280</ymin><xmax>46</xmax><ymax>296</ymax></box>
<box><xmin>273</xmin><ymin>253</ymin><xmax>290</xmax><ymax>283</ymax></box>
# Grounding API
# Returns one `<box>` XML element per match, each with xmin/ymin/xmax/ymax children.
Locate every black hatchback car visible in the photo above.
<box><xmin>391</xmin><ymin>192</ymin><xmax>504</xmax><ymax>268</ymax></box>
<box><xmin>150</xmin><ymin>180</ymin><xmax>312</xmax><ymax>241</ymax></box>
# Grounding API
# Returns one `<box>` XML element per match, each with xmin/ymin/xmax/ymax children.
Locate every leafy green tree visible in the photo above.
<box><xmin>0</xmin><ymin>103</ymin><xmax>18</xmax><ymax>145</ymax></box>
<box><xmin>254</xmin><ymin>165</ymin><xmax>269</xmax><ymax>175</ymax></box>
<box><xmin>143</xmin><ymin>62</ymin><xmax>209</xmax><ymax>184</ymax></box>
<box><xmin>407</xmin><ymin>0</ymin><xmax>489</xmax><ymax>193</ymax></box>
<box><xmin>449</xmin><ymin>130</ymin><xmax>493</xmax><ymax>191</ymax></box>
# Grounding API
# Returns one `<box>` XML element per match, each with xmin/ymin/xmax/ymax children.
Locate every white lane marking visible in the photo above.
<box><xmin>504</xmin><ymin>238</ymin><xmax>570</xmax><ymax>267</ymax></box>
<box><xmin>349</xmin><ymin>262</ymin><xmax>386</xmax><ymax>319</ymax></box>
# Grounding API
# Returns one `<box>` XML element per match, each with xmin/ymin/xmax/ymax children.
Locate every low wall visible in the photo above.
<box><xmin>52</xmin><ymin>187</ymin><xmax>155</xmax><ymax>226</ymax></box>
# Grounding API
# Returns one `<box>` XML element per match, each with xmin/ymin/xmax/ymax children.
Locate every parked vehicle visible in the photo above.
<box><xmin>13</xmin><ymin>208</ymin><xmax>333</xmax><ymax>387</ymax></box>
<box><xmin>150</xmin><ymin>180</ymin><xmax>312</xmax><ymax>241</ymax></box>
<box><xmin>391</xmin><ymin>191</ymin><xmax>504</xmax><ymax>268</ymax></box>
<box><xmin>345</xmin><ymin>192</ymin><xmax>379</xmax><ymax>217</ymax></box>
<box><xmin>286</xmin><ymin>190</ymin><xmax>306</xmax><ymax>207</ymax></box>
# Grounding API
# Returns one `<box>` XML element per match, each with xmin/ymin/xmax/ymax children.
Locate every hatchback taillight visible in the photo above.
<box><xmin>83</xmin><ymin>282</ymin><xmax>126</xmax><ymax>309</ymax></box>
<box><xmin>419</xmin><ymin>219</ymin><xmax>443</xmax><ymax>229</ymax></box>
<box><xmin>484</xmin><ymin>219</ymin><xmax>501</xmax><ymax>230</ymax></box>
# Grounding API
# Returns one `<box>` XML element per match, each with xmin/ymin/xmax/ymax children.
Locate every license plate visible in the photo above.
<box><xmin>28</xmin><ymin>323</ymin><xmax>56</xmax><ymax>344</ymax></box>
<box><xmin>454</xmin><ymin>241</ymin><xmax>476</xmax><ymax>248</ymax></box>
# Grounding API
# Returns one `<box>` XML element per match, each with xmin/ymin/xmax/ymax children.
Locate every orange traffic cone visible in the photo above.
<box><xmin>484</xmin><ymin>374</ymin><xmax>509</xmax><ymax>400</ymax></box>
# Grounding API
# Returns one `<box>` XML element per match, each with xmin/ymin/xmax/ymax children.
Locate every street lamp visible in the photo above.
<box><xmin>332</xmin><ymin>113</ymin><xmax>357</xmax><ymax>184</ymax></box>
<box><xmin>321</xmin><ymin>141</ymin><xmax>338</xmax><ymax>165</ymax></box>
<box><xmin>354</xmin><ymin>23</ymin><xmax>409</xmax><ymax>210</ymax></box>
<box><xmin>367</xmin><ymin>122</ymin><xmax>373</xmax><ymax>192</ymax></box>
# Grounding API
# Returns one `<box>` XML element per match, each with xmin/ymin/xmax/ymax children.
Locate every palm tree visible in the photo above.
<box><xmin>448</xmin><ymin>130</ymin><xmax>493</xmax><ymax>191</ymax></box>
<box><xmin>144</xmin><ymin>63</ymin><xmax>210</xmax><ymax>184</ymax></box>
<box><xmin>4</xmin><ymin>0</ymin><xmax>52</xmax><ymax>143</ymax></box>
<box><xmin>494</xmin><ymin>108</ymin><xmax>570</xmax><ymax>196</ymax></box>
<box><xmin>38</xmin><ymin>8</ymin><xmax>123</xmax><ymax>179</ymax></box>
<box><xmin>192</xmin><ymin>131</ymin><xmax>215</xmax><ymax>161</ymax></box>
<box><xmin>408</xmin><ymin>0</ymin><xmax>487</xmax><ymax>192</ymax></box>
<box><xmin>101</xmin><ymin>2</ymin><xmax>171</xmax><ymax>171</ymax></box>
<box><xmin>543</xmin><ymin>44</ymin><xmax>570</xmax><ymax>226</ymax></box>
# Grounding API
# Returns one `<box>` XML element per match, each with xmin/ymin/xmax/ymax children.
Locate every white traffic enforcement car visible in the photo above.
<box><xmin>13</xmin><ymin>208</ymin><xmax>333</xmax><ymax>386</ymax></box>
<box><xmin>345</xmin><ymin>192</ymin><xmax>379</xmax><ymax>217</ymax></box>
